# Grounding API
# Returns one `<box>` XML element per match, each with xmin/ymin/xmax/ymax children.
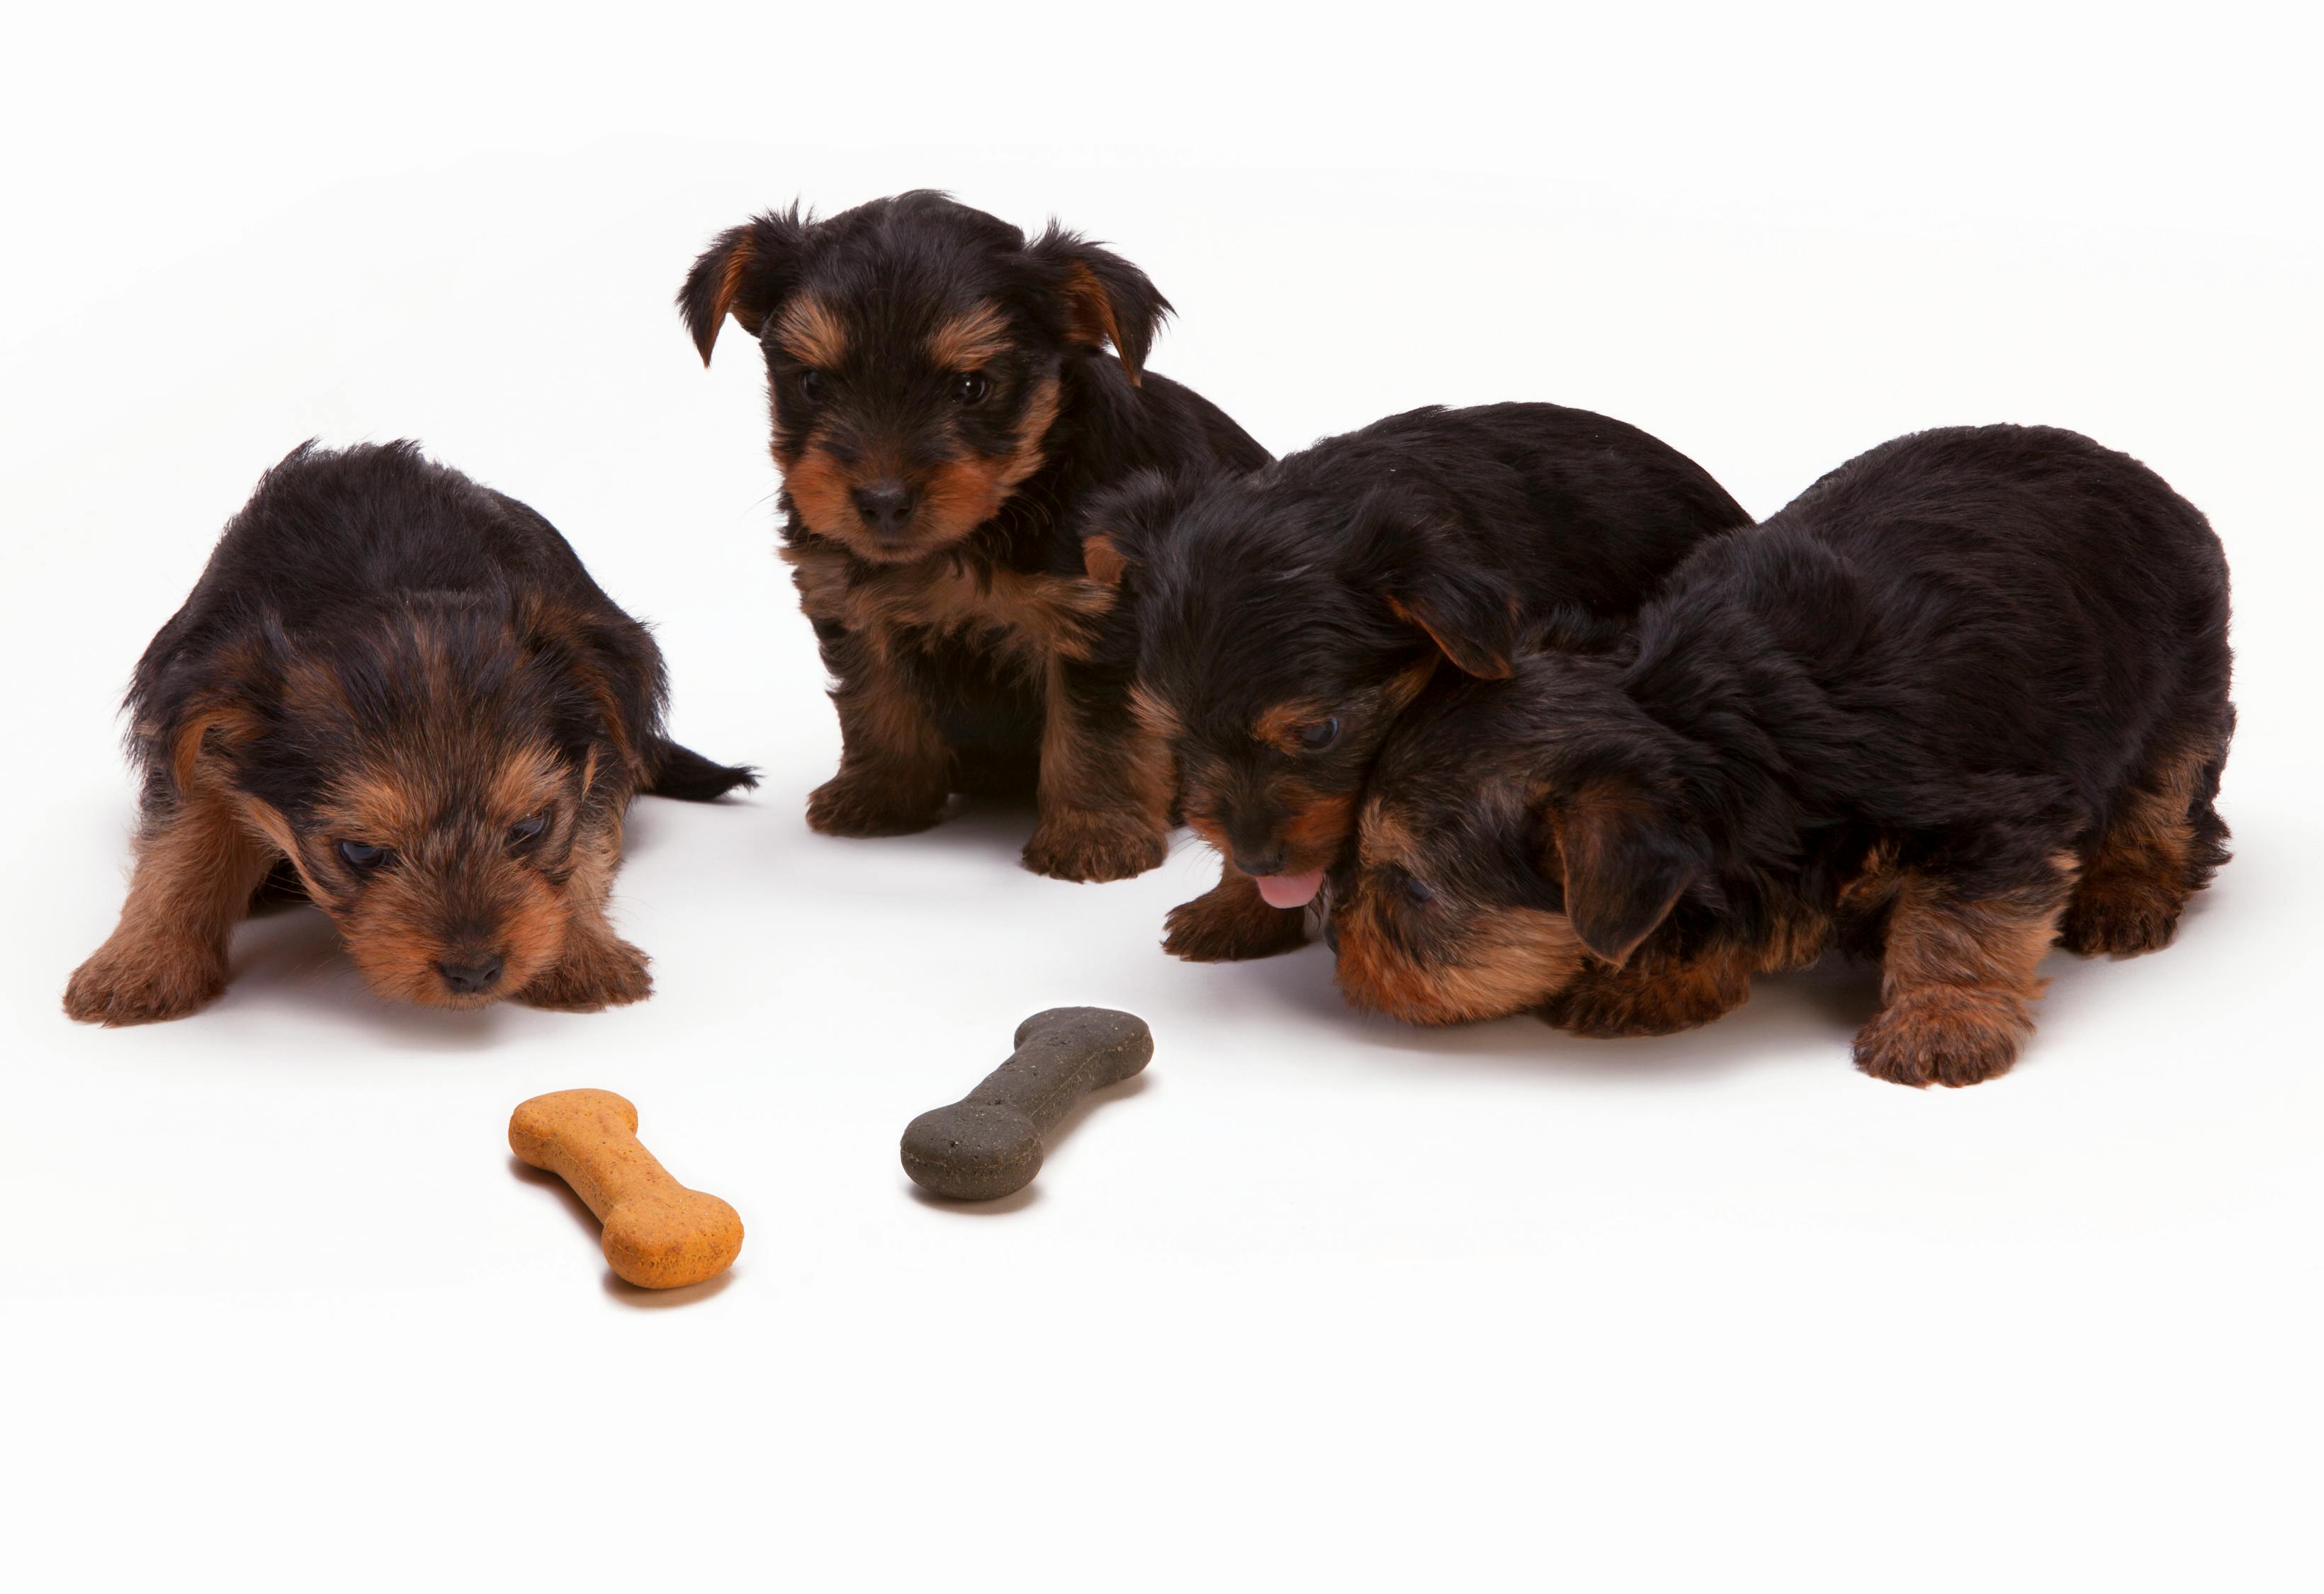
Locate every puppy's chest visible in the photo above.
<box><xmin>786</xmin><ymin>541</ymin><xmax>1116</xmax><ymax>675</ymax></box>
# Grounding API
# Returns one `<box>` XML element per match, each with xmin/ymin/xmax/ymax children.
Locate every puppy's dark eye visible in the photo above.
<box><xmin>508</xmin><ymin>815</ymin><xmax>547</xmax><ymax>848</ymax></box>
<box><xmin>951</xmin><ymin>371</ymin><xmax>990</xmax><ymax>406</ymax></box>
<box><xmin>338</xmin><ymin>840</ymin><xmax>392</xmax><ymax>871</ymax></box>
<box><xmin>796</xmin><ymin>369</ymin><xmax>824</xmax><ymax>401</ymax></box>
<box><xmin>1299</xmin><ymin>718</ymin><xmax>1341</xmax><ymax>750</ymax></box>
<box><xmin>1404</xmin><ymin>874</ymin><xmax>1435</xmax><ymax>904</ymax></box>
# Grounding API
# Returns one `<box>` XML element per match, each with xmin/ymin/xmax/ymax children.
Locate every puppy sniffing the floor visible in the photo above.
<box><xmin>1085</xmin><ymin>403</ymin><xmax>1747</xmax><ymax>961</ymax></box>
<box><xmin>65</xmin><ymin>442</ymin><xmax>755</xmax><ymax>1026</ymax></box>
<box><xmin>679</xmin><ymin>191</ymin><xmax>1269</xmax><ymax>882</ymax></box>
<box><xmin>1330</xmin><ymin>425</ymin><xmax>2234</xmax><ymax>1088</ymax></box>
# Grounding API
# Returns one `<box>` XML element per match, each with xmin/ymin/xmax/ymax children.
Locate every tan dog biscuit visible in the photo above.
<box><xmin>509</xmin><ymin>1089</ymin><xmax>743</xmax><ymax>1289</ymax></box>
<box><xmin>900</xmin><ymin>1007</ymin><xmax>1153</xmax><ymax>1201</ymax></box>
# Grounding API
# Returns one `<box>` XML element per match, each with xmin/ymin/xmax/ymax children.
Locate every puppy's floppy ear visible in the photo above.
<box><xmin>1027</xmin><ymin>225</ymin><xmax>1171</xmax><ymax>384</ymax></box>
<box><xmin>1548</xmin><ymin>781</ymin><xmax>1703</xmax><ymax>966</ymax></box>
<box><xmin>1076</xmin><ymin>469</ymin><xmax>1210</xmax><ymax>587</ymax></box>
<box><xmin>1346</xmin><ymin>489</ymin><xmax>1520</xmax><ymax>679</ymax></box>
<box><xmin>517</xmin><ymin>594</ymin><xmax>665</xmax><ymax>784</ymax></box>
<box><xmin>677</xmin><ymin>207</ymin><xmax>809</xmax><ymax>365</ymax></box>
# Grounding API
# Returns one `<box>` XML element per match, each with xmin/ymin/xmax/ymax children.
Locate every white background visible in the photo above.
<box><xmin>4</xmin><ymin>3</ymin><xmax>2319</xmax><ymax>1588</ymax></box>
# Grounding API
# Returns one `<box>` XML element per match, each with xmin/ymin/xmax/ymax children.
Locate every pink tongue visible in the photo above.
<box><xmin>1254</xmin><ymin>869</ymin><xmax>1325</xmax><ymax>909</ymax></box>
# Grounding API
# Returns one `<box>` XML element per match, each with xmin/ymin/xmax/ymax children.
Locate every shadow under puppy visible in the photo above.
<box><xmin>1331</xmin><ymin>424</ymin><xmax>2234</xmax><ymax>1087</ymax></box>
<box><xmin>1087</xmin><ymin>402</ymin><xmax>1746</xmax><ymax>961</ymax></box>
<box><xmin>65</xmin><ymin>441</ymin><xmax>755</xmax><ymax>1026</ymax></box>
<box><xmin>679</xmin><ymin>191</ymin><xmax>1268</xmax><ymax>881</ymax></box>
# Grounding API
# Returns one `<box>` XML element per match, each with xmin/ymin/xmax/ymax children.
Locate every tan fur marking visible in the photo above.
<box><xmin>1060</xmin><ymin>261</ymin><xmax>1140</xmax><ymax>383</ymax></box>
<box><xmin>1023</xmin><ymin>652</ymin><xmax>1173</xmax><ymax>882</ymax></box>
<box><xmin>1336</xmin><ymin>895</ymin><xmax>1589</xmax><ymax>1025</ymax></box>
<box><xmin>1854</xmin><ymin>860</ymin><xmax>2074</xmax><ymax>1087</ymax></box>
<box><xmin>64</xmin><ymin>770</ymin><xmax>279</xmax><ymax>1025</ymax></box>
<box><xmin>926</xmin><ymin>302</ymin><xmax>1012</xmax><ymax>371</ymax></box>
<box><xmin>516</xmin><ymin>818</ymin><xmax>652</xmax><ymax>1011</ymax></box>
<box><xmin>1542</xmin><ymin>939</ymin><xmax>1755</xmax><ymax>1038</ymax></box>
<box><xmin>1388</xmin><ymin>594</ymin><xmax>1513</xmax><ymax>679</ymax></box>
<box><xmin>781</xmin><ymin>375</ymin><xmax>1061</xmax><ymax>564</ymax></box>
<box><xmin>711</xmin><ymin>234</ymin><xmax>760</xmax><ymax>343</ymax></box>
<box><xmin>1163</xmin><ymin>864</ymin><xmax>1314</xmax><ymax>961</ymax></box>
<box><xmin>774</xmin><ymin>295</ymin><xmax>848</xmax><ymax>368</ymax></box>
<box><xmin>1253</xmin><ymin>699</ymin><xmax>1332</xmax><ymax>755</ymax></box>
<box><xmin>2061</xmin><ymin>745</ymin><xmax>2209</xmax><ymax>956</ymax></box>
<box><xmin>1083</xmin><ymin>533</ymin><xmax>1129</xmax><ymax>587</ymax></box>
<box><xmin>1129</xmin><ymin>682</ymin><xmax>1183</xmax><ymax>744</ymax></box>
<box><xmin>1280</xmin><ymin>788</ymin><xmax>1358</xmax><ymax>859</ymax></box>
<box><xmin>786</xmin><ymin>535</ymin><xmax>1115</xmax><ymax>677</ymax></box>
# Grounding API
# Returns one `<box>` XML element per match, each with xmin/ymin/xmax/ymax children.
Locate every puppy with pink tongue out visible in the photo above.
<box><xmin>1078</xmin><ymin>403</ymin><xmax>1748</xmax><ymax>963</ymax></box>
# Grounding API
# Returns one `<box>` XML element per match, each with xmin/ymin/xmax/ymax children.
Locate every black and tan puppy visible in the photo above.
<box><xmin>1086</xmin><ymin>403</ymin><xmax>1746</xmax><ymax>961</ymax></box>
<box><xmin>64</xmin><ymin>442</ymin><xmax>755</xmax><ymax>1025</ymax></box>
<box><xmin>1331</xmin><ymin>424</ymin><xmax>2234</xmax><ymax>1088</ymax></box>
<box><xmin>678</xmin><ymin>191</ymin><xmax>1268</xmax><ymax>881</ymax></box>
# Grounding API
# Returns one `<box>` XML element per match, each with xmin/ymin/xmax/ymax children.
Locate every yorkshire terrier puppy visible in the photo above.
<box><xmin>1329</xmin><ymin>424</ymin><xmax>2234</xmax><ymax>1087</ymax></box>
<box><xmin>678</xmin><ymin>191</ymin><xmax>1268</xmax><ymax>881</ymax></box>
<box><xmin>1085</xmin><ymin>402</ymin><xmax>1745</xmax><ymax>961</ymax></box>
<box><xmin>65</xmin><ymin>441</ymin><xmax>755</xmax><ymax>1025</ymax></box>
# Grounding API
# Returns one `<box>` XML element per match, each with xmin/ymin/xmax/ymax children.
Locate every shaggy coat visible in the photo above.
<box><xmin>65</xmin><ymin>441</ymin><xmax>752</xmax><ymax>1024</ymax></box>
<box><xmin>1087</xmin><ymin>402</ymin><xmax>1746</xmax><ymax>960</ymax></box>
<box><xmin>679</xmin><ymin>191</ymin><xmax>1268</xmax><ymax>881</ymax></box>
<box><xmin>1331</xmin><ymin>424</ymin><xmax>2234</xmax><ymax>1087</ymax></box>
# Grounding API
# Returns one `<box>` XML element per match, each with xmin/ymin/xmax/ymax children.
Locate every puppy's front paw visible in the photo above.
<box><xmin>64</xmin><ymin>939</ymin><xmax>223</xmax><ymax>1027</ymax></box>
<box><xmin>1022</xmin><ymin>810</ymin><xmax>1167</xmax><ymax>883</ymax></box>
<box><xmin>1538</xmin><ymin>961</ymin><xmax>1746</xmax><ymax>1039</ymax></box>
<box><xmin>807</xmin><ymin>770</ymin><xmax>947</xmax><ymax>838</ymax></box>
<box><xmin>1163</xmin><ymin>881</ymin><xmax>1309</xmax><ymax>962</ymax></box>
<box><xmin>1853</xmin><ymin>999</ymin><xmax>2022</xmax><ymax>1088</ymax></box>
<box><xmin>519</xmin><ymin>936</ymin><xmax>654</xmax><ymax>1013</ymax></box>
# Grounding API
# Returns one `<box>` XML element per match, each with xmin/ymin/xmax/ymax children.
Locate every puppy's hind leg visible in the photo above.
<box><xmin>66</xmin><ymin>777</ymin><xmax>275</xmax><ymax>1026</ymax></box>
<box><xmin>2060</xmin><ymin>738</ymin><xmax>2226</xmax><ymax>957</ymax></box>
<box><xmin>1854</xmin><ymin>857</ymin><xmax>2074</xmax><ymax>1088</ymax></box>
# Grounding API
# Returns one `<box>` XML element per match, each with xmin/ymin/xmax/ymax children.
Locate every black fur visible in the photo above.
<box><xmin>64</xmin><ymin>441</ymin><xmax>751</xmax><ymax>1025</ymax></box>
<box><xmin>130</xmin><ymin>441</ymin><xmax>753</xmax><ymax>812</ymax></box>
<box><xmin>679</xmin><ymin>191</ymin><xmax>1268</xmax><ymax>882</ymax></box>
<box><xmin>1332</xmin><ymin>424</ymin><xmax>2235</xmax><ymax>1087</ymax></box>
<box><xmin>1089</xmin><ymin>401</ymin><xmax>1747</xmax><ymax>959</ymax></box>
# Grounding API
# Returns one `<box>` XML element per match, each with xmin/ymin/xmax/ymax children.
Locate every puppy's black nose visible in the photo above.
<box><xmin>439</xmin><ymin>955</ymin><xmax>504</xmax><ymax>995</ymax></box>
<box><xmin>1234</xmin><ymin>849</ymin><xmax>1286</xmax><ymax>878</ymax></box>
<box><xmin>852</xmin><ymin>481</ymin><xmax>919</xmax><ymax>535</ymax></box>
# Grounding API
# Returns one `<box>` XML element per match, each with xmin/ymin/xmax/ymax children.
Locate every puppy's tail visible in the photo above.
<box><xmin>643</xmin><ymin>735</ymin><xmax>760</xmax><ymax>802</ymax></box>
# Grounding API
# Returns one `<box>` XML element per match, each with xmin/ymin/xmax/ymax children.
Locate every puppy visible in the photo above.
<box><xmin>1087</xmin><ymin>402</ymin><xmax>1746</xmax><ymax>961</ymax></box>
<box><xmin>1329</xmin><ymin>424</ymin><xmax>2235</xmax><ymax>1087</ymax></box>
<box><xmin>678</xmin><ymin>191</ymin><xmax>1268</xmax><ymax>881</ymax></box>
<box><xmin>65</xmin><ymin>441</ymin><xmax>755</xmax><ymax>1025</ymax></box>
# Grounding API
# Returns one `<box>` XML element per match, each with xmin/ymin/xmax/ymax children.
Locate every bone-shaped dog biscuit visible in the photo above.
<box><xmin>901</xmin><ymin>1007</ymin><xmax>1153</xmax><ymax>1201</ymax></box>
<box><xmin>509</xmin><ymin>1089</ymin><xmax>743</xmax><ymax>1289</ymax></box>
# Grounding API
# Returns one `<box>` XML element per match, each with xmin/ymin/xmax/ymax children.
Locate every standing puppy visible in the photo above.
<box><xmin>65</xmin><ymin>442</ymin><xmax>755</xmax><ymax>1025</ymax></box>
<box><xmin>679</xmin><ymin>191</ymin><xmax>1269</xmax><ymax>881</ymax></box>
<box><xmin>1330</xmin><ymin>425</ymin><xmax>2234</xmax><ymax>1087</ymax></box>
<box><xmin>1089</xmin><ymin>403</ymin><xmax>1746</xmax><ymax>961</ymax></box>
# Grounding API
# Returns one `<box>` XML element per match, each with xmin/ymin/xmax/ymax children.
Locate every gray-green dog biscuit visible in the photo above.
<box><xmin>901</xmin><ymin>1007</ymin><xmax>1153</xmax><ymax>1200</ymax></box>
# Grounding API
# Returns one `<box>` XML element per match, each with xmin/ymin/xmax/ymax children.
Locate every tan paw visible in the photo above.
<box><xmin>1022</xmin><ymin>811</ymin><xmax>1168</xmax><ymax>883</ymax></box>
<box><xmin>64</xmin><ymin>940</ymin><xmax>224</xmax><ymax>1027</ymax></box>
<box><xmin>1852</xmin><ymin>999</ymin><xmax>2023</xmax><ymax>1087</ymax></box>
<box><xmin>1163</xmin><ymin>882</ymin><xmax>1309</xmax><ymax>961</ymax></box>
<box><xmin>518</xmin><ymin>937</ymin><xmax>654</xmax><ymax>1013</ymax></box>
<box><xmin>807</xmin><ymin>770</ymin><xmax>947</xmax><ymax>838</ymax></box>
<box><xmin>2058</xmin><ymin>880</ymin><xmax>2184</xmax><ymax>957</ymax></box>
<box><xmin>1538</xmin><ymin>963</ymin><xmax>1747</xmax><ymax>1039</ymax></box>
